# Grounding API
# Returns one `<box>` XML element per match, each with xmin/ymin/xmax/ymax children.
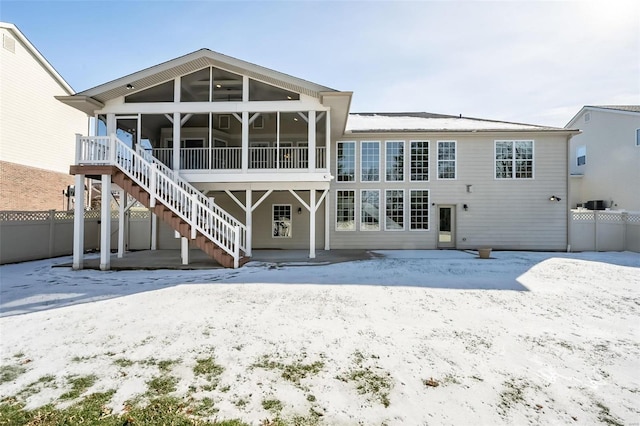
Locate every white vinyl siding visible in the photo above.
<box><xmin>336</xmin><ymin>190</ymin><xmax>355</xmax><ymax>231</ymax></box>
<box><xmin>410</xmin><ymin>190</ymin><xmax>430</xmax><ymax>230</ymax></box>
<box><xmin>337</xmin><ymin>141</ymin><xmax>356</xmax><ymax>182</ymax></box>
<box><xmin>385</xmin><ymin>140</ymin><xmax>404</xmax><ymax>182</ymax></box>
<box><xmin>385</xmin><ymin>189</ymin><xmax>405</xmax><ymax>231</ymax></box>
<box><xmin>361</xmin><ymin>141</ymin><xmax>380</xmax><ymax>182</ymax></box>
<box><xmin>437</xmin><ymin>141</ymin><xmax>456</xmax><ymax>179</ymax></box>
<box><xmin>360</xmin><ymin>190</ymin><xmax>380</xmax><ymax>231</ymax></box>
<box><xmin>410</xmin><ymin>141</ymin><xmax>429</xmax><ymax>181</ymax></box>
<box><xmin>495</xmin><ymin>140</ymin><xmax>534</xmax><ymax>179</ymax></box>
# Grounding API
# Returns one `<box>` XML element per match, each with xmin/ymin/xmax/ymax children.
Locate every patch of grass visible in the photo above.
<box><xmin>336</xmin><ymin>351</ymin><xmax>393</xmax><ymax>408</ymax></box>
<box><xmin>113</xmin><ymin>358</ymin><xmax>135</xmax><ymax>368</ymax></box>
<box><xmin>498</xmin><ymin>378</ymin><xmax>528</xmax><ymax>416</ymax></box>
<box><xmin>0</xmin><ymin>364</ymin><xmax>26</xmax><ymax>384</ymax></box>
<box><xmin>12</xmin><ymin>352</ymin><xmax>25</xmax><ymax>359</ymax></box>
<box><xmin>252</xmin><ymin>355</ymin><xmax>324</xmax><ymax>385</ymax></box>
<box><xmin>71</xmin><ymin>355</ymin><xmax>96</xmax><ymax>362</ymax></box>
<box><xmin>594</xmin><ymin>401</ymin><xmax>624</xmax><ymax>426</ymax></box>
<box><xmin>261</xmin><ymin>398</ymin><xmax>283</xmax><ymax>413</ymax></box>
<box><xmin>146</xmin><ymin>375</ymin><xmax>178</xmax><ymax>396</ymax></box>
<box><xmin>158</xmin><ymin>359</ymin><xmax>179</xmax><ymax>373</ymax></box>
<box><xmin>192</xmin><ymin>396</ymin><xmax>219</xmax><ymax>416</ymax></box>
<box><xmin>220</xmin><ymin>384</ymin><xmax>231</xmax><ymax>393</ymax></box>
<box><xmin>234</xmin><ymin>397</ymin><xmax>249</xmax><ymax>408</ymax></box>
<box><xmin>194</xmin><ymin>357</ymin><xmax>224</xmax><ymax>378</ymax></box>
<box><xmin>60</xmin><ymin>375</ymin><xmax>97</xmax><ymax>400</ymax></box>
<box><xmin>17</xmin><ymin>375</ymin><xmax>57</xmax><ymax>398</ymax></box>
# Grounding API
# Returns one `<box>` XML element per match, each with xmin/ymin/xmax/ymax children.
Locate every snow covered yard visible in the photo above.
<box><xmin>0</xmin><ymin>250</ymin><xmax>639</xmax><ymax>425</ymax></box>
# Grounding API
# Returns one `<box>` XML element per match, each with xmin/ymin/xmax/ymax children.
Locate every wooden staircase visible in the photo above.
<box><xmin>111</xmin><ymin>170</ymin><xmax>249</xmax><ymax>268</ymax></box>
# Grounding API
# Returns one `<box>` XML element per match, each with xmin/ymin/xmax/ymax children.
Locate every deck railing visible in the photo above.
<box><xmin>150</xmin><ymin>146</ymin><xmax>326</xmax><ymax>171</ymax></box>
<box><xmin>76</xmin><ymin>134</ymin><xmax>243</xmax><ymax>267</ymax></box>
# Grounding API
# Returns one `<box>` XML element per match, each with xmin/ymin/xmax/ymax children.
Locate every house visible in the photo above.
<box><xmin>566</xmin><ymin>106</ymin><xmax>640</xmax><ymax>211</ymax></box>
<box><xmin>57</xmin><ymin>49</ymin><xmax>578</xmax><ymax>269</ymax></box>
<box><xmin>0</xmin><ymin>22</ymin><xmax>87</xmax><ymax>211</ymax></box>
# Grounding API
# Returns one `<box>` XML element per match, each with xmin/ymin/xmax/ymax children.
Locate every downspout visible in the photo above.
<box><xmin>566</xmin><ymin>132</ymin><xmax>577</xmax><ymax>252</ymax></box>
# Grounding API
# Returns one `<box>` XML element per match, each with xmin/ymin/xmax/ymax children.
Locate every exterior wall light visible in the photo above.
<box><xmin>549</xmin><ymin>195</ymin><xmax>561</xmax><ymax>202</ymax></box>
<box><xmin>298</xmin><ymin>207</ymin><xmax>302</xmax><ymax>214</ymax></box>
<box><xmin>463</xmin><ymin>204</ymin><xmax>469</xmax><ymax>211</ymax></box>
<box><xmin>126</xmin><ymin>84</ymin><xmax>135</xmax><ymax>90</ymax></box>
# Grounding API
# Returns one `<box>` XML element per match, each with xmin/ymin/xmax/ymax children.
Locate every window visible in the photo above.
<box><xmin>385</xmin><ymin>190</ymin><xmax>404</xmax><ymax>230</ymax></box>
<box><xmin>360</xmin><ymin>190</ymin><xmax>380</xmax><ymax>231</ymax></box>
<box><xmin>410</xmin><ymin>190</ymin><xmax>430</xmax><ymax>230</ymax></box>
<box><xmin>336</xmin><ymin>190</ymin><xmax>355</xmax><ymax>231</ymax></box>
<box><xmin>495</xmin><ymin>140</ymin><xmax>534</xmax><ymax>179</ymax></box>
<box><xmin>272</xmin><ymin>205</ymin><xmax>292</xmax><ymax>238</ymax></box>
<box><xmin>337</xmin><ymin>141</ymin><xmax>355</xmax><ymax>182</ymax></box>
<box><xmin>437</xmin><ymin>141</ymin><xmax>456</xmax><ymax>179</ymax></box>
<box><xmin>577</xmin><ymin>145</ymin><xmax>586</xmax><ymax>166</ymax></box>
<box><xmin>385</xmin><ymin>141</ymin><xmax>404</xmax><ymax>181</ymax></box>
<box><xmin>636</xmin><ymin>129</ymin><xmax>640</xmax><ymax>146</ymax></box>
<box><xmin>361</xmin><ymin>141</ymin><xmax>380</xmax><ymax>181</ymax></box>
<box><xmin>410</xmin><ymin>141</ymin><xmax>429</xmax><ymax>181</ymax></box>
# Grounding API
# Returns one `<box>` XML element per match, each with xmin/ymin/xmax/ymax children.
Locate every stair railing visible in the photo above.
<box><xmin>75</xmin><ymin>134</ymin><xmax>242</xmax><ymax>268</ymax></box>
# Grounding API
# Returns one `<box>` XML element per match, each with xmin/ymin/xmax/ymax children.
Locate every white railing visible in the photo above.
<box><xmin>76</xmin><ymin>134</ymin><xmax>244</xmax><ymax>267</ymax></box>
<box><xmin>136</xmin><ymin>146</ymin><xmax>247</xmax><ymax>253</ymax></box>
<box><xmin>148</xmin><ymin>146</ymin><xmax>326</xmax><ymax>171</ymax></box>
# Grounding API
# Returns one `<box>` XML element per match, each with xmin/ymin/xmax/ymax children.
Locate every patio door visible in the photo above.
<box><xmin>437</xmin><ymin>205</ymin><xmax>456</xmax><ymax>249</ymax></box>
<box><xmin>116</xmin><ymin>116</ymin><xmax>139</xmax><ymax>149</ymax></box>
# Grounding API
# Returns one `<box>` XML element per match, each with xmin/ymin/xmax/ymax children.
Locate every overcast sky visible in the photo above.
<box><xmin>2</xmin><ymin>0</ymin><xmax>638</xmax><ymax>127</ymax></box>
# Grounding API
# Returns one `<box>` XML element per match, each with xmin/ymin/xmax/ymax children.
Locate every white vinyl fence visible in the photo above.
<box><xmin>0</xmin><ymin>209</ymin><xmax>152</xmax><ymax>264</ymax></box>
<box><xmin>569</xmin><ymin>210</ymin><xmax>640</xmax><ymax>252</ymax></box>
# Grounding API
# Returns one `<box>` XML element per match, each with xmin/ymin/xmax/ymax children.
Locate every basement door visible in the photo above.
<box><xmin>437</xmin><ymin>205</ymin><xmax>456</xmax><ymax>249</ymax></box>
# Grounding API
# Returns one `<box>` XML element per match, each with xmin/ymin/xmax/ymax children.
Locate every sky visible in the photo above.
<box><xmin>1</xmin><ymin>0</ymin><xmax>638</xmax><ymax>127</ymax></box>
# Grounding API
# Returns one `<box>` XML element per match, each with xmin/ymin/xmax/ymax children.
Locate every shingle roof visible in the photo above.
<box><xmin>587</xmin><ymin>105</ymin><xmax>640</xmax><ymax>113</ymax></box>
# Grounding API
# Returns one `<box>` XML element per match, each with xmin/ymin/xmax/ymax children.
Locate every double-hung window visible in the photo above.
<box><xmin>337</xmin><ymin>141</ymin><xmax>355</xmax><ymax>182</ymax></box>
<box><xmin>336</xmin><ymin>190</ymin><xmax>355</xmax><ymax>231</ymax></box>
<box><xmin>495</xmin><ymin>140</ymin><xmax>534</xmax><ymax>179</ymax></box>
<box><xmin>576</xmin><ymin>145</ymin><xmax>586</xmax><ymax>166</ymax></box>
<box><xmin>272</xmin><ymin>205</ymin><xmax>292</xmax><ymax>238</ymax></box>
<box><xmin>385</xmin><ymin>141</ymin><xmax>404</xmax><ymax>181</ymax></box>
<box><xmin>385</xmin><ymin>190</ymin><xmax>404</xmax><ymax>230</ymax></box>
<box><xmin>410</xmin><ymin>190</ymin><xmax>429</xmax><ymax>230</ymax></box>
<box><xmin>361</xmin><ymin>141</ymin><xmax>380</xmax><ymax>182</ymax></box>
<box><xmin>410</xmin><ymin>141</ymin><xmax>429</xmax><ymax>181</ymax></box>
<box><xmin>360</xmin><ymin>190</ymin><xmax>380</xmax><ymax>231</ymax></box>
<box><xmin>437</xmin><ymin>141</ymin><xmax>456</xmax><ymax>179</ymax></box>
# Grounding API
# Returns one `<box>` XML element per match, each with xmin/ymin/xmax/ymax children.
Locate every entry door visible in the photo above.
<box><xmin>437</xmin><ymin>205</ymin><xmax>456</xmax><ymax>249</ymax></box>
<box><xmin>116</xmin><ymin>116</ymin><xmax>138</xmax><ymax>149</ymax></box>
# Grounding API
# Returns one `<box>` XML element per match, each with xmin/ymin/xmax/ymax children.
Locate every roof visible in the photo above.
<box><xmin>75</xmin><ymin>48</ymin><xmax>337</xmax><ymax>104</ymax></box>
<box><xmin>565</xmin><ymin>105</ymin><xmax>640</xmax><ymax>127</ymax></box>
<box><xmin>346</xmin><ymin>112</ymin><xmax>567</xmax><ymax>133</ymax></box>
<box><xmin>0</xmin><ymin>22</ymin><xmax>75</xmax><ymax>95</ymax></box>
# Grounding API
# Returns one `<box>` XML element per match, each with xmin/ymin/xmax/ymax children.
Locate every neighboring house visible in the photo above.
<box><xmin>566</xmin><ymin>106</ymin><xmax>640</xmax><ymax>211</ymax></box>
<box><xmin>58</xmin><ymin>49</ymin><xmax>577</xmax><ymax>269</ymax></box>
<box><xmin>0</xmin><ymin>22</ymin><xmax>87</xmax><ymax>211</ymax></box>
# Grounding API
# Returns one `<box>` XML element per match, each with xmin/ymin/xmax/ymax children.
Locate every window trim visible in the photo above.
<box><xmin>436</xmin><ymin>140</ymin><xmax>457</xmax><ymax>180</ymax></box>
<box><xmin>336</xmin><ymin>141</ymin><xmax>356</xmax><ymax>183</ymax></box>
<box><xmin>409</xmin><ymin>189</ymin><xmax>430</xmax><ymax>232</ymax></box>
<box><xmin>335</xmin><ymin>189</ymin><xmax>356</xmax><ymax>232</ymax></box>
<box><xmin>384</xmin><ymin>189</ymin><xmax>405</xmax><ymax>231</ymax></box>
<box><xmin>272</xmin><ymin>204</ymin><xmax>292</xmax><ymax>239</ymax></box>
<box><xmin>384</xmin><ymin>140</ymin><xmax>405</xmax><ymax>182</ymax></box>
<box><xmin>360</xmin><ymin>140</ymin><xmax>381</xmax><ymax>183</ymax></box>
<box><xmin>360</xmin><ymin>189</ymin><xmax>381</xmax><ymax>231</ymax></box>
<box><xmin>409</xmin><ymin>140</ymin><xmax>430</xmax><ymax>182</ymax></box>
<box><xmin>494</xmin><ymin>140</ymin><xmax>535</xmax><ymax>180</ymax></box>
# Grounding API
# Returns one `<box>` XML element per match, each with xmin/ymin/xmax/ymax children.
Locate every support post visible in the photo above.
<box><xmin>325</xmin><ymin>189</ymin><xmax>330</xmax><ymax>251</ymax></box>
<box><xmin>245</xmin><ymin>189</ymin><xmax>252</xmax><ymax>257</ymax></box>
<box><xmin>149</xmin><ymin>164</ymin><xmax>157</xmax><ymax>207</ymax></box>
<box><xmin>191</xmin><ymin>193</ymin><xmax>198</xmax><ymax>239</ymax></box>
<box><xmin>73</xmin><ymin>174</ymin><xmax>85</xmax><ymax>269</ymax></box>
<box><xmin>151</xmin><ymin>212</ymin><xmax>157</xmax><ymax>250</ymax></box>
<box><xmin>242</xmin><ymin>111</ymin><xmax>249</xmax><ymax>172</ymax></box>
<box><xmin>100</xmin><ymin>174</ymin><xmax>112</xmax><ymax>270</ymax></box>
<box><xmin>117</xmin><ymin>189</ymin><xmax>125</xmax><ymax>258</ymax></box>
<box><xmin>173</xmin><ymin>112</ymin><xmax>181</xmax><ymax>171</ymax></box>
<box><xmin>309</xmin><ymin>189</ymin><xmax>316</xmax><ymax>258</ymax></box>
<box><xmin>181</xmin><ymin>237</ymin><xmax>189</xmax><ymax>265</ymax></box>
<box><xmin>308</xmin><ymin>111</ymin><xmax>316</xmax><ymax>172</ymax></box>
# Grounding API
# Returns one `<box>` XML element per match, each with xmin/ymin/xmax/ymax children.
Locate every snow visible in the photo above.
<box><xmin>1</xmin><ymin>250</ymin><xmax>639</xmax><ymax>425</ymax></box>
<box><xmin>346</xmin><ymin>114</ymin><xmax>549</xmax><ymax>132</ymax></box>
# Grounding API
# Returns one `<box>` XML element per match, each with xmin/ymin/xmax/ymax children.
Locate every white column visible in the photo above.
<box><xmin>117</xmin><ymin>189</ymin><xmax>125</xmax><ymax>258</ymax></box>
<box><xmin>100</xmin><ymin>174</ymin><xmax>112</xmax><ymax>270</ymax></box>
<box><xmin>325</xmin><ymin>110</ymin><xmax>331</xmax><ymax>172</ymax></box>
<box><xmin>308</xmin><ymin>110</ymin><xmax>316</xmax><ymax>172</ymax></box>
<box><xmin>242</xmin><ymin>111</ymin><xmax>248</xmax><ymax>172</ymax></box>
<box><xmin>172</xmin><ymin>112</ymin><xmax>180</xmax><ymax>171</ymax></box>
<box><xmin>309</xmin><ymin>189</ymin><xmax>316</xmax><ymax>259</ymax></box>
<box><xmin>324</xmin><ymin>190</ymin><xmax>330</xmax><ymax>251</ymax></box>
<box><xmin>245</xmin><ymin>189</ymin><xmax>252</xmax><ymax>257</ymax></box>
<box><xmin>151</xmin><ymin>213</ymin><xmax>157</xmax><ymax>250</ymax></box>
<box><xmin>181</xmin><ymin>237</ymin><xmax>189</xmax><ymax>265</ymax></box>
<box><xmin>72</xmin><ymin>174</ymin><xmax>85</xmax><ymax>270</ymax></box>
